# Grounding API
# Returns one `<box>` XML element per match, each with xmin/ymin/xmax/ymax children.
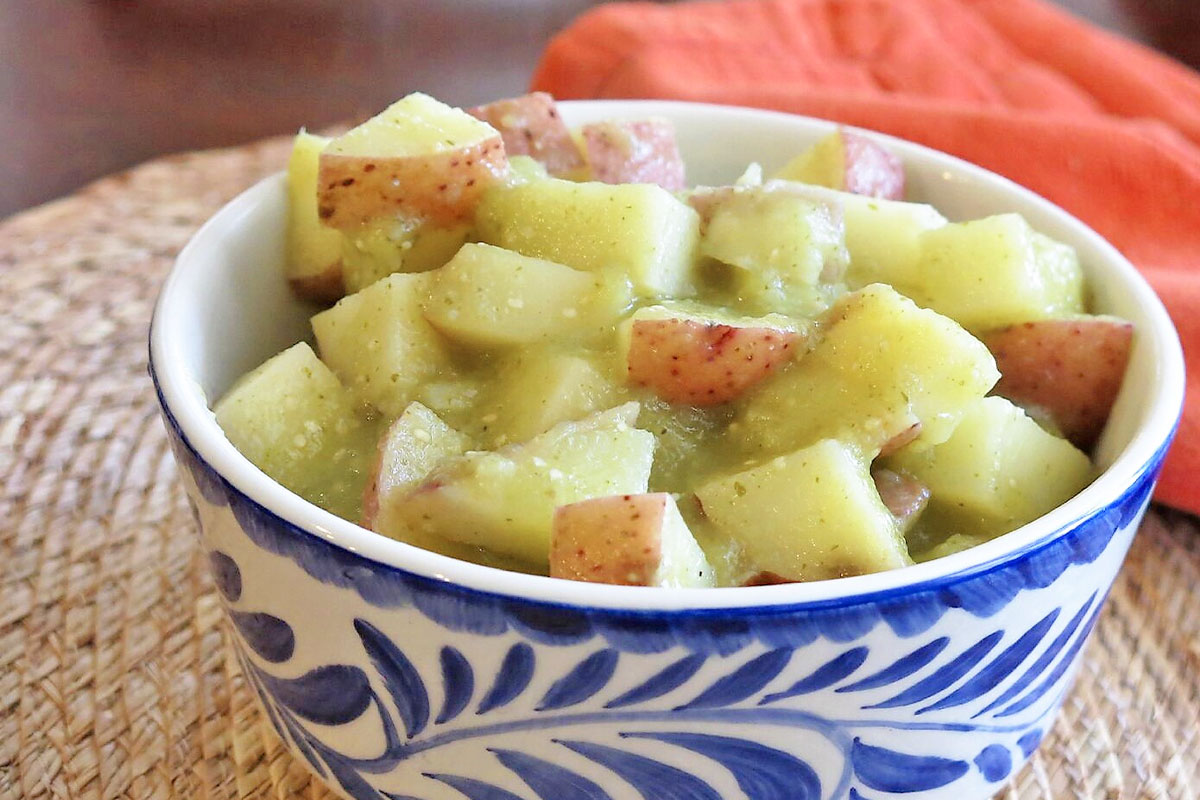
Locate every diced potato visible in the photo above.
<box><xmin>735</xmin><ymin>284</ymin><xmax>999</xmax><ymax>456</ymax></box>
<box><xmin>887</xmin><ymin>396</ymin><xmax>1093</xmax><ymax>532</ymax></box>
<box><xmin>285</xmin><ymin>132</ymin><xmax>345</xmax><ymax>302</ymax></box>
<box><xmin>400</xmin><ymin>404</ymin><xmax>655</xmax><ymax>565</ymax></box>
<box><xmin>550</xmin><ymin>493</ymin><xmax>715</xmax><ymax>587</ymax></box>
<box><xmin>914</xmin><ymin>214</ymin><xmax>1085</xmax><ymax>331</ymax></box>
<box><xmin>362</xmin><ymin>401</ymin><xmax>471</xmax><ymax>528</ymax></box>
<box><xmin>695</xmin><ymin>439</ymin><xmax>910</xmax><ymax>580</ymax></box>
<box><xmin>422</xmin><ymin>243</ymin><xmax>609</xmax><ymax>348</ymax></box>
<box><xmin>775</xmin><ymin>129</ymin><xmax>905</xmax><ymax>200</ymax></box>
<box><xmin>620</xmin><ymin>304</ymin><xmax>804</xmax><ymax>406</ymax></box>
<box><xmin>467</xmin><ymin>92</ymin><xmax>585</xmax><ymax>177</ymax></box>
<box><xmin>983</xmin><ymin>316</ymin><xmax>1133</xmax><ymax>450</ymax></box>
<box><xmin>341</xmin><ymin>222</ymin><xmax>471</xmax><ymax>294</ymax></box>
<box><xmin>580</xmin><ymin>118</ymin><xmax>686</xmax><ymax>191</ymax></box>
<box><xmin>362</xmin><ymin>403</ymin><xmax>537</xmax><ymax>571</ymax></box>
<box><xmin>508</xmin><ymin>155</ymin><xmax>550</xmax><ymax>183</ymax></box>
<box><xmin>214</xmin><ymin>343</ymin><xmax>376</xmax><ymax>520</ymax></box>
<box><xmin>311</xmin><ymin>273</ymin><xmax>453</xmax><ymax>417</ymax></box>
<box><xmin>482</xmin><ymin>349</ymin><xmax>622</xmax><ymax>445</ymax></box>
<box><xmin>914</xmin><ymin>532</ymin><xmax>992</xmax><ymax>563</ymax></box>
<box><xmin>318</xmin><ymin>93</ymin><xmax>507</xmax><ymax>229</ymax></box>
<box><xmin>692</xmin><ymin>185</ymin><xmax>848</xmax><ymax>286</ymax></box>
<box><xmin>414</xmin><ymin>378</ymin><xmax>484</xmax><ymax>425</ymax></box>
<box><xmin>735</xmin><ymin>180</ymin><xmax>946</xmax><ymax>294</ymax></box>
<box><xmin>475</xmin><ymin>177</ymin><xmax>700</xmax><ymax>297</ymax></box>
<box><xmin>871</xmin><ymin>468</ymin><xmax>929</xmax><ymax>534</ymax></box>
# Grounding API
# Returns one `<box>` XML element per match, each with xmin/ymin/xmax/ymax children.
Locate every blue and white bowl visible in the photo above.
<box><xmin>150</xmin><ymin>102</ymin><xmax>1183</xmax><ymax>800</ymax></box>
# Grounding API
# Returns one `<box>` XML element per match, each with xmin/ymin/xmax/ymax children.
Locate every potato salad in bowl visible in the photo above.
<box><xmin>213</xmin><ymin>91</ymin><xmax>1132</xmax><ymax>589</ymax></box>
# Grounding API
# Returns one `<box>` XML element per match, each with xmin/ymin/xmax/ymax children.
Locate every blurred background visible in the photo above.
<box><xmin>2</xmin><ymin>0</ymin><xmax>1197</xmax><ymax>218</ymax></box>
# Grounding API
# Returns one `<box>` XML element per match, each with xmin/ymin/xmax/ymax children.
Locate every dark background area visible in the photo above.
<box><xmin>2</xmin><ymin>0</ymin><xmax>1198</xmax><ymax>218</ymax></box>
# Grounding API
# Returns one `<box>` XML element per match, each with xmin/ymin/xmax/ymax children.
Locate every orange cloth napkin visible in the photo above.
<box><xmin>532</xmin><ymin>0</ymin><xmax>1200</xmax><ymax>513</ymax></box>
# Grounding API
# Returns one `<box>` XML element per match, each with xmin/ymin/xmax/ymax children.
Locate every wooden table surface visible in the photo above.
<box><xmin>2</xmin><ymin>0</ymin><xmax>1198</xmax><ymax>219</ymax></box>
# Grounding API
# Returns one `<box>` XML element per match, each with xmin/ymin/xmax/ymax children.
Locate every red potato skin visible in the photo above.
<box><xmin>467</xmin><ymin>92</ymin><xmax>585</xmax><ymax>177</ymax></box>
<box><xmin>289</xmin><ymin>263</ymin><xmax>345</xmax><ymax>305</ymax></box>
<box><xmin>550</xmin><ymin>494</ymin><xmax>670</xmax><ymax>585</ymax></box>
<box><xmin>317</xmin><ymin>136</ymin><xmax>508</xmax><ymax>229</ymax></box>
<box><xmin>582</xmin><ymin>119</ymin><xmax>686</xmax><ymax>191</ymax></box>
<box><xmin>871</xmin><ymin>468</ymin><xmax>930</xmax><ymax>533</ymax></box>
<box><xmin>878</xmin><ymin>421</ymin><xmax>922</xmax><ymax>458</ymax></box>
<box><xmin>983</xmin><ymin>318</ymin><xmax>1133</xmax><ymax>450</ymax></box>
<box><xmin>627</xmin><ymin>318</ymin><xmax>802</xmax><ymax>406</ymax></box>
<box><xmin>839</xmin><ymin>131</ymin><xmax>905</xmax><ymax>200</ymax></box>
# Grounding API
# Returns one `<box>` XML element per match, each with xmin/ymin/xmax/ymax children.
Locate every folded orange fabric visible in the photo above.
<box><xmin>532</xmin><ymin>0</ymin><xmax>1200</xmax><ymax>512</ymax></box>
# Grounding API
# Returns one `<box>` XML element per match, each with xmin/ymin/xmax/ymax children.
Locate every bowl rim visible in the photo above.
<box><xmin>150</xmin><ymin>99</ymin><xmax>1185</xmax><ymax>612</ymax></box>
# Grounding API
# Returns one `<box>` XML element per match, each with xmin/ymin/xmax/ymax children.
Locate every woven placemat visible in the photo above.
<box><xmin>0</xmin><ymin>137</ymin><xmax>1197</xmax><ymax>800</ymax></box>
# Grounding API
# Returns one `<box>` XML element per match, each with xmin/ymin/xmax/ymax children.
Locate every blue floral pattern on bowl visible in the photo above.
<box><xmin>155</xmin><ymin>372</ymin><xmax>1166</xmax><ymax>800</ymax></box>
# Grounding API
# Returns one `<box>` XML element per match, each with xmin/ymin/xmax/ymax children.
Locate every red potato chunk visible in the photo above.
<box><xmin>581</xmin><ymin>119</ymin><xmax>686</xmax><ymax>191</ymax></box>
<box><xmin>550</xmin><ymin>493</ymin><xmax>714</xmax><ymax>588</ymax></box>
<box><xmin>625</xmin><ymin>314</ymin><xmax>803</xmax><ymax>406</ymax></box>
<box><xmin>467</xmin><ymin>92</ymin><xmax>585</xmax><ymax>177</ymax></box>
<box><xmin>777</xmin><ymin>129</ymin><xmax>905</xmax><ymax>200</ymax></box>
<box><xmin>841</xmin><ymin>132</ymin><xmax>905</xmax><ymax>200</ymax></box>
<box><xmin>871</xmin><ymin>468</ymin><xmax>930</xmax><ymax>534</ymax></box>
<box><xmin>317</xmin><ymin>93</ymin><xmax>509</xmax><ymax>229</ymax></box>
<box><xmin>983</xmin><ymin>317</ymin><xmax>1133</xmax><ymax>450</ymax></box>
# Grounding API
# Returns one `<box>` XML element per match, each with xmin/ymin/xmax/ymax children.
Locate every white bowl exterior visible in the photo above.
<box><xmin>152</xmin><ymin>101</ymin><xmax>1182</xmax><ymax>800</ymax></box>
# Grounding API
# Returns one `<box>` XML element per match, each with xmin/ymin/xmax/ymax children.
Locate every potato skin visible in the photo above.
<box><xmin>288</xmin><ymin>263</ymin><xmax>344</xmax><ymax>304</ymax></box>
<box><xmin>871</xmin><ymin>468</ymin><xmax>930</xmax><ymax>533</ymax></box>
<box><xmin>467</xmin><ymin>92</ymin><xmax>584</xmax><ymax>177</ymax></box>
<box><xmin>317</xmin><ymin>135</ymin><xmax>507</xmax><ymax>229</ymax></box>
<box><xmin>551</xmin><ymin>493</ymin><xmax>668</xmax><ymax>586</ymax></box>
<box><xmin>840</xmin><ymin>131</ymin><xmax>905</xmax><ymax>200</ymax></box>
<box><xmin>984</xmin><ymin>317</ymin><xmax>1133</xmax><ymax>450</ymax></box>
<box><xmin>626</xmin><ymin>317</ymin><xmax>801</xmax><ymax>406</ymax></box>
<box><xmin>581</xmin><ymin>119</ymin><xmax>686</xmax><ymax>191</ymax></box>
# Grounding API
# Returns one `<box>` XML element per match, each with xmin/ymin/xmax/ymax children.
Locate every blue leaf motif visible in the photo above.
<box><xmin>851</xmin><ymin>738</ymin><xmax>969</xmax><ymax>793</ymax></box>
<box><xmin>760</xmin><ymin>647</ymin><xmax>867</xmax><ymax>704</ymax></box>
<box><xmin>677</xmin><ymin>648</ymin><xmax>792</xmax><ymax>710</ymax></box>
<box><xmin>414</xmin><ymin>585</ymin><xmax>508</xmax><ymax>635</ymax></box>
<box><xmin>230</xmin><ymin>611</ymin><xmax>295</xmax><ymax>663</ymax></box>
<box><xmin>918</xmin><ymin>608</ymin><xmax>1060</xmax><ymax>714</ymax></box>
<box><xmin>208</xmin><ymin>551</ymin><xmax>242</xmax><ymax>602</ymax></box>
<box><xmin>558</xmin><ymin>740</ymin><xmax>721</xmax><ymax>800</ymax></box>
<box><xmin>605</xmin><ymin>654</ymin><xmax>706</xmax><ymax>709</ymax></box>
<box><xmin>257</xmin><ymin>664</ymin><xmax>372</xmax><ymax>725</ymax></box>
<box><xmin>508</xmin><ymin>604</ymin><xmax>594</xmax><ymax>645</ymax></box>
<box><xmin>318</xmin><ymin>746</ymin><xmax>386</xmax><ymax>800</ymax></box>
<box><xmin>627</xmin><ymin>732</ymin><xmax>821</xmax><ymax>800</ymax></box>
<box><xmin>865</xmin><ymin>630</ymin><xmax>1003</xmax><ymax>709</ymax></box>
<box><xmin>355</xmin><ymin>619</ymin><xmax>430</xmax><ymax>738</ymax></box>
<box><xmin>975</xmin><ymin>595</ymin><xmax>1094</xmax><ymax>718</ymax></box>
<box><xmin>676</xmin><ymin>617</ymin><xmax>753</xmax><ymax>656</ymax></box>
<box><xmin>538</xmin><ymin>649</ymin><xmax>619</xmax><ymax>711</ymax></box>
<box><xmin>1017</xmin><ymin>729</ymin><xmax>1043</xmax><ymax>757</ymax></box>
<box><xmin>837</xmin><ymin>638</ymin><xmax>949</xmax><ymax>693</ymax></box>
<box><xmin>593</xmin><ymin>616</ymin><xmax>677</xmax><ymax>654</ymax></box>
<box><xmin>426</xmin><ymin>773</ymin><xmax>525</xmax><ymax>800</ymax></box>
<box><xmin>436</xmin><ymin>646</ymin><xmax>474</xmax><ymax>724</ymax></box>
<box><xmin>382</xmin><ymin>794</ymin><xmax>424</xmax><ymax>800</ymax></box>
<box><xmin>492</xmin><ymin>748</ymin><xmax>613</xmax><ymax>800</ymax></box>
<box><xmin>278</xmin><ymin>710</ymin><xmax>328</xmax><ymax>779</ymax></box>
<box><xmin>477</xmin><ymin>643</ymin><xmax>535</xmax><ymax>715</ymax></box>
<box><xmin>995</xmin><ymin>605</ymin><xmax>1102</xmax><ymax>718</ymax></box>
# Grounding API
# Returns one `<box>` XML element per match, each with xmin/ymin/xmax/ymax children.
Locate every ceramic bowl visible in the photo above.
<box><xmin>150</xmin><ymin>101</ymin><xmax>1183</xmax><ymax>800</ymax></box>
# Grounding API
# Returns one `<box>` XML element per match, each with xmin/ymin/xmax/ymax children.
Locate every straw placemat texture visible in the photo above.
<box><xmin>0</xmin><ymin>137</ymin><xmax>1197</xmax><ymax>800</ymax></box>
